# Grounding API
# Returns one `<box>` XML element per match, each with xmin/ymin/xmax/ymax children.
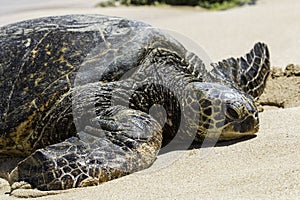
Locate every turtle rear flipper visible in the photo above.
<box><xmin>208</xmin><ymin>42</ymin><xmax>270</xmax><ymax>98</ymax></box>
<box><xmin>10</xmin><ymin>106</ymin><xmax>162</xmax><ymax>190</ymax></box>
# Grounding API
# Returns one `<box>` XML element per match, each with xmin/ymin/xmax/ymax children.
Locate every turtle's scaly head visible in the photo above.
<box><xmin>184</xmin><ymin>82</ymin><xmax>259</xmax><ymax>141</ymax></box>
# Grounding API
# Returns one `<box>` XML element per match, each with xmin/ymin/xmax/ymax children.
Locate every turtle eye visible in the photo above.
<box><xmin>225</xmin><ymin>104</ymin><xmax>241</xmax><ymax>120</ymax></box>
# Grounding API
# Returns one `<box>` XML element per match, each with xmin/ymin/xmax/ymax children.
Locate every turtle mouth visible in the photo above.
<box><xmin>219</xmin><ymin>116</ymin><xmax>259</xmax><ymax>140</ymax></box>
<box><xmin>219</xmin><ymin>127</ymin><xmax>259</xmax><ymax>140</ymax></box>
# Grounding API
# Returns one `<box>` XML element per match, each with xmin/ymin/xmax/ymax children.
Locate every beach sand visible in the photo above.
<box><xmin>0</xmin><ymin>0</ymin><xmax>300</xmax><ymax>199</ymax></box>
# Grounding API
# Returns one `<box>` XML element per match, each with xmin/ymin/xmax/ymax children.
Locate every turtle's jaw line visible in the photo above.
<box><xmin>219</xmin><ymin>126</ymin><xmax>259</xmax><ymax>141</ymax></box>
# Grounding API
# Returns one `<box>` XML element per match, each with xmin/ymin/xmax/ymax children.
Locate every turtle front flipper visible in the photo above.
<box><xmin>9</xmin><ymin>106</ymin><xmax>162</xmax><ymax>191</ymax></box>
<box><xmin>208</xmin><ymin>42</ymin><xmax>270</xmax><ymax>98</ymax></box>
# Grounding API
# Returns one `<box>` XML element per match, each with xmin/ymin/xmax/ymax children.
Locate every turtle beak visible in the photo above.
<box><xmin>219</xmin><ymin>115</ymin><xmax>259</xmax><ymax>140</ymax></box>
<box><xmin>238</xmin><ymin>116</ymin><xmax>258</xmax><ymax>133</ymax></box>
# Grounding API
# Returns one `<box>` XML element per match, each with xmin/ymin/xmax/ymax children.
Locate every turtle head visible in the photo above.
<box><xmin>184</xmin><ymin>82</ymin><xmax>259</xmax><ymax>141</ymax></box>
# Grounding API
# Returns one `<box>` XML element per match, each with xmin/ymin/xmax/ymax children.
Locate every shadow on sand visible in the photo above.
<box><xmin>159</xmin><ymin>135</ymin><xmax>257</xmax><ymax>155</ymax></box>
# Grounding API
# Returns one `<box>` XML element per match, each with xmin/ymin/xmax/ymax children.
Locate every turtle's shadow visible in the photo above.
<box><xmin>158</xmin><ymin>135</ymin><xmax>257</xmax><ymax>155</ymax></box>
<box><xmin>192</xmin><ymin>135</ymin><xmax>257</xmax><ymax>148</ymax></box>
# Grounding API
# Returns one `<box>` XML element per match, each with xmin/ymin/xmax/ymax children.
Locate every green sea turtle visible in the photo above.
<box><xmin>0</xmin><ymin>15</ymin><xmax>270</xmax><ymax>190</ymax></box>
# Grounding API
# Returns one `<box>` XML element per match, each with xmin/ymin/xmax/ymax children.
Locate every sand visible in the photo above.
<box><xmin>0</xmin><ymin>0</ymin><xmax>300</xmax><ymax>199</ymax></box>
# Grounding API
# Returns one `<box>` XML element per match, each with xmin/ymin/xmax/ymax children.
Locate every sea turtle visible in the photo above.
<box><xmin>0</xmin><ymin>15</ymin><xmax>270</xmax><ymax>191</ymax></box>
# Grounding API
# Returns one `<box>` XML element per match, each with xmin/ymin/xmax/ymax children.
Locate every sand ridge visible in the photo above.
<box><xmin>258</xmin><ymin>65</ymin><xmax>300</xmax><ymax>109</ymax></box>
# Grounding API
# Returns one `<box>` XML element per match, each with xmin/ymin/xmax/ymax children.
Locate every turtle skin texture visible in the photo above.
<box><xmin>0</xmin><ymin>15</ymin><xmax>270</xmax><ymax>190</ymax></box>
